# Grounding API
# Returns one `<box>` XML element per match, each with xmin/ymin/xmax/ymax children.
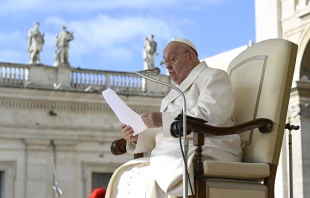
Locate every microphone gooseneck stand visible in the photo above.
<box><xmin>285</xmin><ymin>122</ymin><xmax>299</xmax><ymax>198</ymax></box>
<box><xmin>51</xmin><ymin>157</ymin><xmax>63</xmax><ymax>198</ymax></box>
<box><xmin>136</xmin><ymin>68</ymin><xmax>189</xmax><ymax>198</ymax></box>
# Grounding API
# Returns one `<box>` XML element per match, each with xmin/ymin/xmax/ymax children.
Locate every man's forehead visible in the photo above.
<box><xmin>163</xmin><ymin>42</ymin><xmax>182</xmax><ymax>56</ymax></box>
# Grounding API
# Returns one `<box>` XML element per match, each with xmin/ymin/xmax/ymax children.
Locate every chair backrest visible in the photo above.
<box><xmin>227</xmin><ymin>39</ymin><xmax>298</xmax><ymax>165</ymax></box>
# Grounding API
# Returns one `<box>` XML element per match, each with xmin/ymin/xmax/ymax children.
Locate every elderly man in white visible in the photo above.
<box><xmin>105</xmin><ymin>38</ymin><xmax>243</xmax><ymax>198</ymax></box>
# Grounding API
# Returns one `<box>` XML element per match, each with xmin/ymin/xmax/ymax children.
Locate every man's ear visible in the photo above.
<box><xmin>188</xmin><ymin>51</ymin><xmax>195</xmax><ymax>63</ymax></box>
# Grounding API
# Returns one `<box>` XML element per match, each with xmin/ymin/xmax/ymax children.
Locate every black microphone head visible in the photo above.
<box><xmin>137</xmin><ymin>67</ymin><xmax>161</xmax><ymax>76</ymax></box>
<box><xmin>152</xmin><ymin>67</ymin><xmax>161</xmax><ymax>76</ymax></box>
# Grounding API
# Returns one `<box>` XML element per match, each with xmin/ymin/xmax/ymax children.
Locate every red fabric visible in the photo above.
<box><xmin>89</xmin><ymin>187</ymin><xmax>106</xmax><ymax>198</ymax></box>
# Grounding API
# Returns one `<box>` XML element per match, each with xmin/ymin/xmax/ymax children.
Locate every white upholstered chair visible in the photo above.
<box><xmin>187</xmin><ymin>38</ymin><xmax>298</xmax><ymax>198</ymax></box>
<box><xmin>111</xmin><ymin>38</ymin><xmax>298</xmax><ymax>198</ymax></box>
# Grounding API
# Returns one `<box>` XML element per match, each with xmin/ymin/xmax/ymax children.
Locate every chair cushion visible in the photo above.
<box><xmin>205</xmin><ymin>179</ymin><xmax>267</xmax><ymax>198</ymax></box>
<box><xmin>203</xmin><ymin>161</ymin><xmax>270</xmax><ymax>180</ymax></box>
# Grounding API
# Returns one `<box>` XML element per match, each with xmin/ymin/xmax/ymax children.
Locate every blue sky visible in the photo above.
<box><xmin>0</xmin><ymin>0</ymin><xmax>255</xmax><ymax>73</ymax></box>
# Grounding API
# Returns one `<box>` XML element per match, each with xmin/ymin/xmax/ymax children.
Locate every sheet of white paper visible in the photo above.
<box><xmin>102</xmin><ymin>88</ymin><xmax>147</xmax><ymax>135</ymax></box>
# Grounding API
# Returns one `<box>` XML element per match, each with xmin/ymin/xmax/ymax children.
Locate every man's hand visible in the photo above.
<box><xmin>141</xmin><ymin>112</ymin><xmax>162</xmax><ymax>128</ymax></box>
<box><xmin>121</xmin><ymin>124</ymin><xmax>138</xmax><ymax>141</ymax></box>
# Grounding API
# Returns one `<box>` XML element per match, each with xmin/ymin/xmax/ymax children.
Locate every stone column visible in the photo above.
<box><xmin>255</xmin><ymin>0</ymin><xmax>282</xmax><ymax>42</ymax></box>
<box><xmin>24</xmin><ymin>139</ymin><xmax>50</xmax><ymax>198</ymax></box>
<box><xmin>296</xmin><ymin>0</ymin><xmax>308</xmax><ymax>10</ymax></box>
<box><xmin>29</xmin><ymin>65</ymin><xmax>45</xmax><ymax>85</ymax></box>
<box><xmin>286</xmin><ymin>81</ymin><xmax>310</xmax><ymax>197</ymax></box>
<box><xmin>286</xmin><ymin>105</ymin><xmax>303</xmax><ymax>198</ymax></box>
<box><xmin>57</xmin><ymin>66</ymin><xmax>71</xmax><ymax>87</ymax></box>
<box><xmin>298</xmin><ymin>102</ymin><xmax>310</xmax><ymax>196</ymax></box>
<box><xmin>53</xmin><ymin>140</ymin><xmax>77</xmax><ymax>198</ymax></box>
<box><xmin>29</xmin><ymin>65</ymin><xmax>58</xmax><ymax>86</ymax></box>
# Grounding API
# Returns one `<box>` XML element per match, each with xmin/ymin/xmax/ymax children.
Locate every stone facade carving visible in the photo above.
<box><xmin>0</xmin><ymin>98</ymin><xmax>158</xmax><ymax>114</ymax></box>
<box><xmin>27</xmin><ymin>22</ymin><xmax>45</xmax><ymax>64</ymax></box>
<box><xmin>54</xmin><ymin>26</ymin><xmax>74</xmax><ymax>67</ymax></box>
<box><xmin>300</xmin><ymin>103</ymin><xmax>310</xmax><ymax>117</ymax></box>
<box><xmin>299</xmin><ymin>40</ymin><xmax>310</xmax><ymax>80</ymax></box>
<box><xmin>143</xmin><ymin>34</ymin><xmax>158</xmax><ymax>70</ymax></box>
<box><xmin>288</xmin><ymin>104</ymin><xmax>301</xmax><ymax>119</ymax></box>
<box><xmin>287</xmin><ymin>103</ymin><xmax>310</xmax><ymax>118</ymax></box>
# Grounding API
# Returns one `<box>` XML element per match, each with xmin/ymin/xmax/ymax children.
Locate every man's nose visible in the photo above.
<box><xmin>165</xmin><ymin>62</ymin><xmax>173</xmax><ymax>69</ymax></box>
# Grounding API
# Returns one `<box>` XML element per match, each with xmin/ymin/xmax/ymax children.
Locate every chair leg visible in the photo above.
<box><xmin>264</xmin><ymin>164</ymin><xmax>277</xmax><ymax>198</ymax></box>
<box><xmin>134</xmin><ymin>153</ymin><xmax>144</xmax><ymax>159</ymax></box>
<box><xmin>195</xmin><ymin>179</ymin><xmax>206</xmax><ymax>198</ymax></box>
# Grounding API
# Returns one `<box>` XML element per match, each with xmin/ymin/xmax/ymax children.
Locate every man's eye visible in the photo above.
<box><xmin>171</xmin><ymin>57</ymin><xmax>176</xmax><ymax>62</ymax></box>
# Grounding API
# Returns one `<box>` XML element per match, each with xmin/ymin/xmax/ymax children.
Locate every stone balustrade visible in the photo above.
<box><xmin>0</xmin><ymin>62</ymin><xmax>29</xmax><ymax>85</ymax></box>
<box><xmin>0</xmin><ymin>62</ymin><xmax>170</xmax><ymax>95</ymax></box>
<box><xmin>71</xmin><ymin>68</ymin><xmax>143</xmax><ymax>92</ymax></box>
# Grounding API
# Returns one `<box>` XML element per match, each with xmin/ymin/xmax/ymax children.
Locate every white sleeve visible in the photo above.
<box><xmin>161</xmin><ymin>70</ymin><xmax>235</xmax><ymax>137</ymax></box>
<box><xmin>126</xmin><ymin>128</ymin><xmax>158</xmax><ymax>154</ymax></box>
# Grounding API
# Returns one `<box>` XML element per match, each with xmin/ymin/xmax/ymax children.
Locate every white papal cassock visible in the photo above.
<box><xmin>105</xmin><ymin>61</ymin><xmax>243</xmax><ymax>198</ymax></box>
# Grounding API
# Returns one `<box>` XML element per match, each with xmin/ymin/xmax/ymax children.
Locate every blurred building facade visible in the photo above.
<box><xmin>0</xmin><ymin>64</ymin><xmax>170</xmax><ymax>198</ymax></box>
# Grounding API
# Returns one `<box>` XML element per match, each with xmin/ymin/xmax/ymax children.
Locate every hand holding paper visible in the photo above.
<box><xmin>102</xmin><ymin>88</ymin><xmax>147</xmax><ymax>135</ymax></box>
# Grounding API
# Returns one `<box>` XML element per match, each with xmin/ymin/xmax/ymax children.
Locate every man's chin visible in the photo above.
<box><xmin>169</xmin><ymin>74</ymin><xmax>175</xmax><ymax>80</ymax></box>
<box><xmin>170</xmin><ymin>77</ymin><xmax>179</xmax><ymax>84</ymax></box>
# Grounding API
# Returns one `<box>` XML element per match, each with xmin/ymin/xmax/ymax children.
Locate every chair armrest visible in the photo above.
<box><xmin>111</xmin><ymin>138</ymin><xmax>127</xmax><ymax>155</ymax></box>
<box><xmin>110</xmin><ymin>139</ymin><xmax>144</xmax><ymax>159</ymax></box>
<box><xmin>110</xmin><ymin>118</ymin><xmax>273</xmax><ymax>156</ymax></box>
<box><xmin>187</xmin><ymin>118</ymin><xmax>273</xmax><ymax>136</ymax></box>
<box><xmin>190</xmin><ymin>117</ymin><xmax>273</xmax><ymax>181</ymax></box>
<box><xmin>174</xmin><ymin>114</ymin><xmax>208</xmax><ymax>124</ymax></box>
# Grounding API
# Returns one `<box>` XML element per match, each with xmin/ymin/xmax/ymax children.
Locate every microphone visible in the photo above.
<box><xmin>135</xmin><ymin>67</ymin><xmax>191</xmax><ymax>198</ymax></box>
<box><xmin>51</xmin><ymin>157</ymin><xmax>63</xmax><ymax>197</ymax></box>
<box><xmin>137</xmin><ymin>67</ymin><xmax>161</xmax><ymax>76</ymax></box>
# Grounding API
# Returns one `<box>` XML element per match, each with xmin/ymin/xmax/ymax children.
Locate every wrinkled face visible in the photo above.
<box><xmin>162</xmin><ymin>42</ymin><xmax>194</xmax><ymax>84</ymax></box>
